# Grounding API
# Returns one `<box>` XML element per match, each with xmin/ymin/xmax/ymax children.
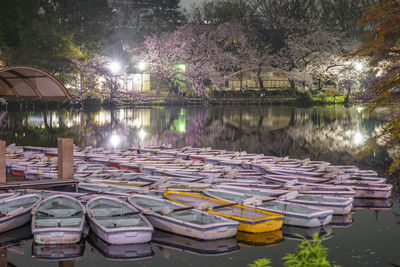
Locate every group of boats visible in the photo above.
<box><xmin>0</xmin><ymin>144</ymin><xmax>394</xmax><ymax>260</ymax></box>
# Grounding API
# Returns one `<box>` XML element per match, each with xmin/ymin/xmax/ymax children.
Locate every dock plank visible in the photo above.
<box><xmin>0</xmin><ymin>179</ymin><xmax>78</xmax><ymax>190</ymax></box>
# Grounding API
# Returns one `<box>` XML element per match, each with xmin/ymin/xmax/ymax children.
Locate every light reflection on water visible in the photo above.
<box><xmin>0</xmin><ymin>106</ymin><xmax>386</xmax><ymax>166</ymax></box>
<box><xmin>1</xmin><ymin>105</ymin><xmax>399</xmax><ymax>266</ymax></box>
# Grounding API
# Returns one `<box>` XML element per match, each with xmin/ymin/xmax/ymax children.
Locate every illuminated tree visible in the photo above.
<box><xmin>132</xmin><ymin>22</ymin><xmax>257</xmax><ymax>96</ymax></box>
<box><xmin>349</xmin><ymin>0</ymin><xmax>400</xmax><ymax>173</ymax></box>
<box><xmin>273</xmin><ymin>18</ymin><xmax>350</xmax><ymax>91</ymax></box>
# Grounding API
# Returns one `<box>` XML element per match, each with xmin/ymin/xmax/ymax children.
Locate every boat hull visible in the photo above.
<box><xmin>236</xmin><ymin>218</ymin><xmax>283</xmax><ymax>233</ymax></box>
<box><xmin>258</xmin><ymin>207</ymin><xmax>332</xmax><ymax>227</ymax></box>
<box><xmin>87</xmin><ymin>231</ymin><xmax>154</xmax><ymax>261</ymax></box>
<box><xmin>0</xmin><ymin>194</ymin><xmax>41</xmax><ymax>233</ymax></box>
<box><xmin>33</xmin><ymin>230</ymin><xmax>83</xmax><ymax>245</ymax></box>
<box><xmin>88</xmin><ymin>219</ymin><xmax>153</xmax><ymax>245</ymax></box>
<box><xmin>0</xmin><ymin>210</ymin><xmax>32</xmax><ymax>233</ymax></box>
<box><xmin>285</xmin><ymin>198</ymin><xmax>353</xmax><ymax>215</ymax></box>
<box><xmin>144</xmin><ymin>213</ymin><xmax>238</xmax><ymax>240</ymax></box>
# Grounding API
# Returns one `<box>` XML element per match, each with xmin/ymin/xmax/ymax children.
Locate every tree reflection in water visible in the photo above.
<box><xmin>0</xmin><ymin>105</ymin><xmax>391</xmax><ymax>170</ymax></box>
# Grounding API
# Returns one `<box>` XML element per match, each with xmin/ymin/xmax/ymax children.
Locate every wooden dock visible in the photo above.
<box><xmin>0</xmin><ymin>179</ymin><xmax>78</xmax><ymax>190</ymax></box>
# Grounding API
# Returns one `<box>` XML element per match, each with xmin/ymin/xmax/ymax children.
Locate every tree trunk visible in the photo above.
<box><xmin>156</xmin><ymin>77</ymin><xmax>162</xmax><ymax>96</ymax></box>
<box><xmin>289</xmin><ymin>79</ymin><xmax>297</xmax><ymax>91</ymax></box>
<box><xmin>257</xmin><ymin>64</ymin><xmax>264</xmax><ymax>90</ymax></box>
<box><xmin>239</xmin><ymin>72</ymin><xmax>243</xmax><ymax>90</ymax></box>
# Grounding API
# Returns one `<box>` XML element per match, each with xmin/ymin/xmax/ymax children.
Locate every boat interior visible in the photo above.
<box><xmin>89</xmin><ymin>199</ymin><xmax>148</xmax><ymax>228</ymax></box>
<box><xmin>35</xmin><ymin>197</ymin><xmax>83</xmax><ymax>228</ymax></box>
<box><xmin>0</xmin><ymin>195</ymin><xmax>39</xmax><ymax>215</ymax></box>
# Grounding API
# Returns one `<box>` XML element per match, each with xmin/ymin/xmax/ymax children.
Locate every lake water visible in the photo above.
<box><xmin>0</xmin><ymin>105</ymin><xmax>399</xmax><ymax>266</ymax></box>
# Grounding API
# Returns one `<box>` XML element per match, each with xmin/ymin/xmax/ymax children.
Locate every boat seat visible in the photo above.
<box><xmin>37</xmin><ymin>208</ymin><xmax>79</xmax><ymax>217</ymax></box>
<box><xmin>96</xmin><ymin>217</ymin><xmax>146</xmax><ymax>228</ymax></box>
<box><xmin>91</xmin><ymin>208</ymin><xmax>132</xmax><ymax>217</ymax></box>
<box><xmin>35</xmin><ymin>217</ymin><xmax>82</xmax><ymax>228</ymax></box>
<box><xmin>131</xmin><ymin>198</ymin><xmax>180</xmax><ymax>212</ymax></box>
<box><xmin>0</xmin><ymin>198</ymin><xmax>38</xmax><ymax>213</ymax></box>
<box><xmin>169</xmin><ymin>212</ymin><xmax>221</xmax><ymax>225</ymax></box>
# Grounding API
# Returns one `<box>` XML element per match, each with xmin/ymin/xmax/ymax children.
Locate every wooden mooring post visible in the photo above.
<box><xmin>0</xmin><ymin>248</ymin><xmax>6</xmax><ymax>267</ymax></box>
<box><xmin>0</xmin><ymin>140</ymin><xmax>5</xmax><ymax>184</ymax></box>
<box><xmin>58</xmin><ymin>138</ymin><xmax>74</xmax><ymax>180</ymax></box>
<box><xmin>59</xmin><ymin>260</ymin><xmax>75</xmax><ymax>267</ymax></box>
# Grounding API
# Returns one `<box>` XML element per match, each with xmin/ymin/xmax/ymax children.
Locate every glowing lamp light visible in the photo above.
<box><xmin>354</xmin><ymin>62</ymin><xmax>364</xmax><ymax>72</ymax></box>
<box><xmin>107</xmin><ymin>61</ymin><xmax>121</xmax><ymax>74</ymax></box>
<box><xmin>138</xmin><ymin>128</ymin><xmax>147</xmax><ymax>140</ymax></box>
<box><xmin>179</xmin><ymin>123</ymin><xmax>185</xmax><ymax>133</ymax></box>
<box><xmin>110</xmin><ymin>135</ymin><xmax>121</xmax><ymax>148</ymax></box>
<box><xmin>176</xmin><ymin>64</ymin><xmax>186</xmax><ymax>72</ymax></box>
<box><xmin>353</xmin><ymin>131</ymin><xmax>364</xmax><ymax>146</ymax></box>
<box><xmin>137</xmin><ymin>61</ymin><xmax>147</xmax><ymax>71</ymax></box>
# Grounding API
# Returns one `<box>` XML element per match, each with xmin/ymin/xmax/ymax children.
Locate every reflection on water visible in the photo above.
<box><xmin>282</xmin><ymin>225</ymin><xmax>333</xmax><ymax>241</ymax></box>
<box><xmin>32</xmin><ymin>241</ymin><xmax>85</xmax><ymax>261</ymax></box>
<box><xmin>236</xmin><ymin>230</ymin><xmax>283</xmax><ymax>247</ymax></box>
<box><xmin>152</xmin><ymin>230</ymin><xmax>240</xmax><ymax>256</ymax></box>
<box><xmin>86</xmin><ymin>231</ymin><xmax>154</xmax><ymax>261</ymax></box>
<box><xmin>1</xmin><ymin>105</ymin><xmax>399</xmax><ymax>266</ymax></box>
<box><xmin>0</xmin><ymin>224</ymin><xmax>31</xmax><ymax>248</ymax></box>
<box><xmin>0</xmin><ymin>106</ymin><xmax>387</xmax><ymax>167</ymax></box>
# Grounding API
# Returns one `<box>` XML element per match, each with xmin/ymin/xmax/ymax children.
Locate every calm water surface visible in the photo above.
<box><xmin>0</xmin><ymin>105</ymin><xmax>399</xmax><ymax>266</ymax></box>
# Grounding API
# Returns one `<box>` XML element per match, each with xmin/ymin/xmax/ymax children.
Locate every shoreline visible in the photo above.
<box><xmin>0</xmin><ymin>96</ymin><xmax>362</xmax><ymax>110</ymax></box>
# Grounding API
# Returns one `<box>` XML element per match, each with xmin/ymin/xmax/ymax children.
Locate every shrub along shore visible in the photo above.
<box><xmin>0</xmin><ymin>89</ymin><xmax>356</xmax><ymax>110</ymax></box>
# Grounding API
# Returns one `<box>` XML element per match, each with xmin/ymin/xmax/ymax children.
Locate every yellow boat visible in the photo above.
<box><xmin>164</xmin><ymin>191</ymin><xmax>284</xmax><ymax>233</ymax></box>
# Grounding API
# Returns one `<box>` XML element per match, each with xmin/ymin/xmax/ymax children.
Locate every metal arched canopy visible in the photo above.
<box><xmin>0</xmin><ymin>66</ymin><xmax>71</xmax><ymax>100</ymax></box>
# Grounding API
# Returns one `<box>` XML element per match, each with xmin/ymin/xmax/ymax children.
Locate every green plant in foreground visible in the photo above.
<box><xmin>248</xmin><ymin>258</ymin><xmax>272</xmax><ymax>267</ymax></box>
<box><xmin>282</xmin><ymin>233</ymin><xmax>338</xmax><ymax>267</ymax></box>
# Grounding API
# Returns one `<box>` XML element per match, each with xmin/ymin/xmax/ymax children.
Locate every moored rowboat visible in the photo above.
<box><xmin>164</xmin><ymin>191</ymin><xmax>284</xmax><ymax>233</ymax></box>
<box><xmin>216</xmin><ymin>185</ymin><xmax>353</xmax><ymax>215</ymax></box>
<box><xmin>128</xmin><ymin>194</ymin><xmax>239</xmax><ymax>240</ymax></box>
<box><xmin>0</xmin><ymin>193</ymin><xmax>41</xmax><ymax>233</ymax></box>
<box><xmin>204</xmin><ymin>189</ymin><xmax>334</xmax><ymax>227</ymax></box>
<box><xmin>32</xmin><ymin>195</ymin><xmax>85</xmax><ymax>244</ymax></box>
<box><xmin>86</xmin><ymin>196</ymin><xmax>154</xmax><ymax>244</ymax></box>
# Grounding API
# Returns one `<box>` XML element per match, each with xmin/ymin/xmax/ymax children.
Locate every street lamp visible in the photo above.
<box><xmin>138</xmin><ymin>128</ymin><xmax>146</xmax><ymax>141</ymax></box>
<box><xmin>106</xmin><ymin>61</ymin><xmax>122</xmax><ymax>103</ymax></box>
<box><xmin>109</xmin><ymin>134</ymin><xmax>121</xmax><ymax>149</ymax></box>
<box><xmin>354</xmin><ymin>62</ymin><xmax>364</xmax><ymax>72</ymax></box>
<box><xmin>107</xmin><ymin>61</ymin><xmax>121</xmax><ymax>75</ymax></box>
<box><xmin>137</xmin><ymin>61</ymin><xmax>146</xmax><ymax>71</ymax></box>
<box><xmin>137</xmin><ymin>61</ymin><xmax>147</xmax><ymax>93</ymax></box>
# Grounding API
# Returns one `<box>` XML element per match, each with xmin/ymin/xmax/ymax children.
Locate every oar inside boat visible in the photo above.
<box><xmin>189</xmin><ymin>177</ymin><xmax>205</xmax><ymax>183</ymax></box>
<box><xmin>110</xmin><ymin>211</ymin><xmax>141</xmax><ymax>217</ymax></box>
<box><xmin>212</xmin><ymin>202</ymin><xmax>238</xmax><ymax>210</ymax></box>
<box><xmin>268</xmin><ymin>191</ymin><xmax>299</xmax><ymax>201</ymax></box>
<box><xmin>76</xmin><ymin>191</ymin><xmax>98</xmax><ymax>199</ymax></box>
<box><xmin>35</xmin><ymin>210</ymin><xmax>55</xmax><ymax>217</ymax></box>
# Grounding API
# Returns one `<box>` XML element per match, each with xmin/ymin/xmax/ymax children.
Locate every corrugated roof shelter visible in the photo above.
<box><xmin>0</xmin><ymin>66</ymin><xmax>71</xmax><ymax>100</ymax></box>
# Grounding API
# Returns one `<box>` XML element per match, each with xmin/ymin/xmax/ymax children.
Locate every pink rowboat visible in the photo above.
<box><xmin>32</xmin><ymin>195</ymin><xmax>85</xmax><ymax>244</ymax></box>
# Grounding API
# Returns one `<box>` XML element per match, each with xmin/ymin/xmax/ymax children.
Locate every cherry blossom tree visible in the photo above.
<box><xmin>131</xmin><ymin>22</ymin><xmax>258</xmax><ymax>97</ymax></box>
<box><xmin>69</xmin><ymin>55</ymin><xmax>128</xmax><ymax>106</ymax></box>
<box><xmin>273</xmin><ymin>18</ymin><xmax>357</xmax><ymax>91</ymax></box>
